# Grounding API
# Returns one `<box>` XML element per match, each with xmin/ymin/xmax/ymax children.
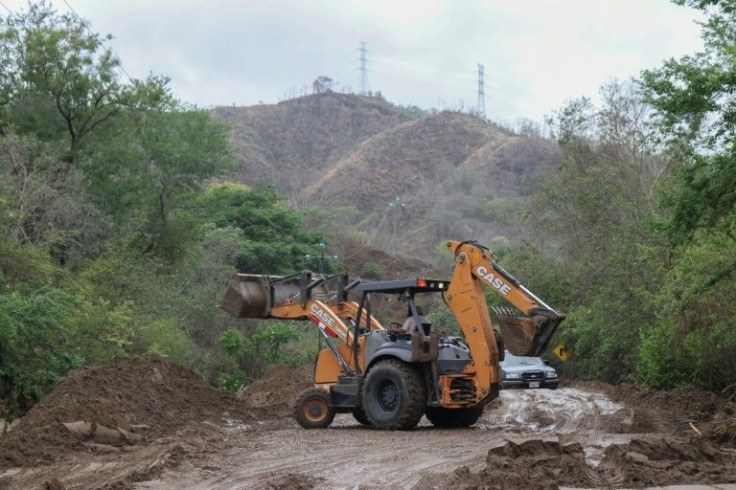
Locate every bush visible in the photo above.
<box><xmin>217</xmin><ymin>322</ymin><xmax>301</xmax><ymax>391</ymax></box>
<box><xmin>360</xmin><ymin>261</ymin><xmax>383</xmax><ymax>279</ymax></box>
<box><xmin>0</xmin><ymin>289</ymin><xmax>83</xmax><ymax>417</ymax></box>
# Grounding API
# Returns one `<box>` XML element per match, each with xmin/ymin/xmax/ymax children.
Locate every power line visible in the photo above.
<box><xmin>61</xmin><ymin>0</ymin><xmax>134</xmax><ymax>82</ymax></box>
<box><xmin>0</xmin><ymin>0</ymin><xmax>11</xmax><ymax>14</ymax></box>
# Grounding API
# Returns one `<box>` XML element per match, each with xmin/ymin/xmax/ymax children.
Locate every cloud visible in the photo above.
<box><xmin>2</xmin><ymin>0</ymin><xmax>704</xmax><ymax>121</ymax></box>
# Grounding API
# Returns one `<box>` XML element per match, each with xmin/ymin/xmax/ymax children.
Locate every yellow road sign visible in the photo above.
<box><xmin>553</xmin><ymin>342</ymin><xmax>569</xmax><ymax>362</ymax></box>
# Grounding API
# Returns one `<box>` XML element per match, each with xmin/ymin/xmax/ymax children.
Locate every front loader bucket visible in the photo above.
<box><xmin>493</xmin><ymin>307</ymin><xmax>564</xmax><ymax>357</ymax></box>
<box><xmin>220</xmin><ymin>272</ymin><xmax>330</xmax><ymax>319</ymax></box>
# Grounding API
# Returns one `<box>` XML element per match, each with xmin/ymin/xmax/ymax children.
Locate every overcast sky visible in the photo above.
<box><xmin>2</xmin><ymin>0</ymin><xmax>705</xmax><ymax>124</ymax></box>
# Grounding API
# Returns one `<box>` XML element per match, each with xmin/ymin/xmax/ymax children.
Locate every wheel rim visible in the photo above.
<box><xmin>303</xmin><ymin>396</ymin><xmax>328</xmax><ymax>422</ymax></box>
<box><xmin>377</xmin><ymin>379</ymin><xmax>399</xmax><ymax>412</ymax></box>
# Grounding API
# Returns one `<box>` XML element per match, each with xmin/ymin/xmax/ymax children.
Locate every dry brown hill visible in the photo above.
<box><xmin>212</xmin><ymin>92</ymin><xmax>417</xmax><ymax>197</ymax></box>
<box><xmin>212</xmin><ymin>92</ymin><xmax>562</xmax><ymax>264</ymax></box>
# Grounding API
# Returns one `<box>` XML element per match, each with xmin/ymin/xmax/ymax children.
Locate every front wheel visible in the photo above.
<box><xmin>351</xmin><ymin>406</ymin><xmax>371</xmax><ymax>426</ymax></box>
<box><xmin>425</xmin><ymin>406</ymin><xmax>483</xmax><ymax>428</ymax></box>
<box><xmin>362</xmin><ymin>359</ymin><xmax>427</xmax><ymax>430</ymax></box>
<box><xmin>294</xmin><ymin>387</ymin><xmax>335</xmax><ymax>429</ymax></box>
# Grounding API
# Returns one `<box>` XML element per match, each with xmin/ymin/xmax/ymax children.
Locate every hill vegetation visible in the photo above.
<box><xmin>0</xmin><ymin>0</ymin><xmax>734</xmax><ymax>420</ymax></box>
<box><xmin>214</xmin><ymin>93</ymin><xmax>562</xmax><ymax>259</ymax></box>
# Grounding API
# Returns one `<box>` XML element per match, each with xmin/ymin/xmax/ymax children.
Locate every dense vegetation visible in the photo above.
<box><xmin>1</xmin><ymin>1</ymin><xmax>734</xmax><ymax>418</ymax></box>
<box><xmin>0</xmin><ymin>3</ymin><xmax>324</xmax><ymax>417</ymax></box>
<box><xmin>501</xmin><ymin>0</ymin><xmax>736</xmax><ymax>390</ymax></box>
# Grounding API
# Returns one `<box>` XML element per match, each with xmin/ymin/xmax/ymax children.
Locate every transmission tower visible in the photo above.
<box><xmin>476</xmin><ymin>63</ymin><xmax>486</xmax><ymax>119</ymax></box>
<box><xmin>359</xmin><ymin>42</ymin><xmax>369</xmax><ymax>95</ymax></box>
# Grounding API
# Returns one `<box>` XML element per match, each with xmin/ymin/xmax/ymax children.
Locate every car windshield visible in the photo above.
<box><xmin>502</xmin><ymin>352</ymin><xmax>544</xmax><ymax>366</ymax></box>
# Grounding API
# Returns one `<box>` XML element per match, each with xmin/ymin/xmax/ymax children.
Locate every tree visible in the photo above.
<box><xmin>0</xmin><ymin>2</ymin><xmax>130</xmax><ymax>159</ymax></box>
<box><xmin>312</xmin><ymin>76</ymin><xmax>333</xmax><ymax>94</ymax></box>
<box><xmin>196</xmin><ymin>183</ymin><xmax>326</xmax><ymax>274</ymax></box>
<box><xmin>511</xmin><ymin>80</ymin><xmax>672</xmax><ymax>382</ymax></box>
<box><xmin>642</xmin><ymin>0</ymin><xmax>736</xmax><ymax>251</ymax></box>
<box><xmin>636</xmin><ymin>1</ymin><xmax>736</xmax><ymax>391</ymax></box>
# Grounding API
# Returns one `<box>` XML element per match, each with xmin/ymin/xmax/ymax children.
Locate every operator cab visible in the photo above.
<box><xmin>355</xmin><ymin>278</ymin><xmax>449</xmax><ymax>337</ymax></box>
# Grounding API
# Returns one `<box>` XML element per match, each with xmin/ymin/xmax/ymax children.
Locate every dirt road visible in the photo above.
<box><xmin>1</xmin><ymin>358</ymin><xmax>734</xmax><ymax>489</ymax></box>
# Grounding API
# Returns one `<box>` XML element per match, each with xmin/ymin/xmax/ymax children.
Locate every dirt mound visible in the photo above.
<box><xmin>598</xmin><ymin>437</ymin><xmax>736</xmax><ymax>487</ymax></box>
<box><xmin>237</xmin><ymin>364</ymin><xmax>313</xmax><ymax>418</ymax></box>
<box><xmin>570</xmin><ymin>380</ymin><xmax>728</xmax><ymax>435</ymax></box>
<box><xmin>422</xmin><ymin>437</ymin><xmax>736</xmax><ymax>490</ymax></box>
<box><xmin>0</xmin><ymin>356</ymin><xmax>251</xmax><ymax>468</ymax></box>
<box><xmin>418</xmin><ymin>439</ymin><xmax>594</xmax><ymax>490</ymax></box>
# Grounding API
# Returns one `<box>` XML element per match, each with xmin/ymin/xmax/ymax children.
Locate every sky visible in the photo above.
<box><xmin>1</xmin><ymin>0</ymin><xmax>705</xmax><ymax>124</ymax></box>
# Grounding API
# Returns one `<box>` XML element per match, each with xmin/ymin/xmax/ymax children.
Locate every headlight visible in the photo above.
<box><xmin>506</xmin><ymin>373</ymin><xmax>521</xmax><ymax>379</ymax></box>
<box><xmin>545</xmin><ymin>371</ymin><xmax>557</xmax><ymax>379</ymax></box>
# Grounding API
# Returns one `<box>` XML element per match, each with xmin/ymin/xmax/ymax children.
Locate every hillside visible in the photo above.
<box><xmin>212</xmin><ymin>92</ymin><xmax>562</xmax><ymax>263</ymax></box>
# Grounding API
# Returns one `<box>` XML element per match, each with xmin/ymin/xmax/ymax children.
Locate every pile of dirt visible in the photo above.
<box><xmin>417</xmin><ymin>439</ymin><xmax>594</xmax><ymax>490</ymax></box>
<box><xmin>237</xmin><ymin>364</ymin><xmax>313</xmax><ymax>418</ymax></box>
<box><xmin>598</xmin><ymin>437</ymin><xmax>736</xmax><ymax>487</ymax></box>
<box><xmin>0</xmin><ymin>356</ymin><xmax>251</xmax><ymax>468</ymax></box>
<box><xmin>570</xmin><ymin>380</ymin><xmax>730</xmax><ymax>436</ymax></box>
<box><xmin>422</xmin><ymin>437</ymin><xmax>736</xmax><ymax>490</ymax></box>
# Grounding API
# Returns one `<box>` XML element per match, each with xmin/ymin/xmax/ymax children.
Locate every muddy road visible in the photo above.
<box><xmin>1</xmin><ymin>358</ymin><xmax>735</xmax><ymax>489</ymax></box>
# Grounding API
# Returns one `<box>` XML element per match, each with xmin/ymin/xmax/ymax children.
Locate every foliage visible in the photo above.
<box><xmin>636</xmin><ymin>229</ymin><xmax>736</xmax><ymax>389</ymax></box>
<box><xmin>0</xmin><ymin>289</ymin><xmax>82</xmax><ymax>417</ymax></box>
<box><xmin>0</xmin><ymin>1</ymin><xmax>127</xmax><ymax>156</ymax></box>
<box><xmin>507</xmin><ymin>80</ymin><xmax>671</xmax><ymax>383</ymax></box>
<box><xmin>196</xmin><ymin>183</ymin><xmax>327</xmax><ymax>274</ymax></box>
<box><xmin>642</xmin><ymin>0</ymin><xmax>736</xmax><ymax>247</ymax></box>
<box><xmin>634</xmin><ymin>0</ymin><xmax>736</xmax><ymax>389</ymax></box>
<box><xmin>360</xmin><ymin>261</ymin><xmax>383</xmax><ymax>279</ymax></box>
<box><xmin>0</xmin><ymin>2</ymin><xmax>324</xmax><ymax>415</ymax></box>
<box><xmin>217</xmin><ymin>322</ymin><xmax>301</xmax><ymax>391</ymax></box>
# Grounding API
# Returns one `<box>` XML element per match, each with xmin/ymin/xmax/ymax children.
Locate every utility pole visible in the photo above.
<box><xmin>305</xmin><ymin>239</ymin><xmax>337</xmax><ymax>275</ymax></box>
<box><xmin>477</xmin><ymin>63</ymin><xmax>486</xmax><ymax>119</ymax></box>
<box><xmin>359</xmin><ymin>42</ymin><xmax>369</xmax><ymax>95</ymax></box>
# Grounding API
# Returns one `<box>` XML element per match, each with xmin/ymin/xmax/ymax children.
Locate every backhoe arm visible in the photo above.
<box><xmin>446</xmin><ymin>240</ymin><xmax>565</xmax><ymax>357</ymax></box>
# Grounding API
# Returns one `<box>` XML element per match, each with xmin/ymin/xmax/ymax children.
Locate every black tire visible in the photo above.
<box><xmin>362</xmin><ymin>359</ymin><xmax>427</xmax><ymax>430</ymax></box>
<box><xmin>294</xmin><ymin>387</ymin><xmax>336</xmax><ymax>429</ymax></box>
<box><xmin>351</xmin><ymin>406</ymin><xmax>371</xmax><ymax>426</ymax></box>
<box><xmin>425</xmin><ymin>406</ymin><xmax>483</xmax><ymax>428</ymax></box>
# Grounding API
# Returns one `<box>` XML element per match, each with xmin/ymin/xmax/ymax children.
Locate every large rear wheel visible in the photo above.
<box><xmin>351</xmin><ymin>406</ymin><xmax>371</xmax><ymax>426</ymax></box>
<box><xmin>294</xmin><ymin>387</ymin><xmax>336</xmax><ymax>429</ymax></box>
<box><xmin>425</xmin><ymin>406</ymin><xmax>483</xmax><ymax>428</ymax></box>
<box><xmin>362</xmin><ymin>359</ymin><xmax>427</xmax><ymax>430</ymax></box>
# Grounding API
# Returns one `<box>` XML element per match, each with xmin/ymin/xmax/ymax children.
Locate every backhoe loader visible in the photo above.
<box><xmin>220</xmin><ymin>240</ymin><xmax>564</xmax><ymax>430</ymax></box>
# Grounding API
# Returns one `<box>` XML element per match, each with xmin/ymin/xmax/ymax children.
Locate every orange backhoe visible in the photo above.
<box><xmin>220</xmin><ymin>240</ymin><xmax>564</xmax><ymax>430</ymax></box>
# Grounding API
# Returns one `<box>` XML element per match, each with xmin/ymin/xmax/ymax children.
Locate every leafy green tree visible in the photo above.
<box><xmin>642</xmin><ymin>0</ymin><xmax>736</xmax><ymax>251</ymax></box>
<box><xmin>509</xmin><ymin>81</ymin><xmax>671</xmax><ymax>382</ymax></box>
<box><xmin>196</xmin><ymin>183</ymin><xmax>326</xmax><ymax>273</ymax></box>
<box><xmin>637</xmin><ymin>0</ymin><xmax>736</xmax><ymax>390</ymax></box>
<box><xmin>0</xmin><ymin>132</ymin><xmax>105</xmax><ymax>272</ymax></box>
<box><xmin>0</xmin><ymin>2</ymin><xmax>127</xmax><ymax>158</ymax></box>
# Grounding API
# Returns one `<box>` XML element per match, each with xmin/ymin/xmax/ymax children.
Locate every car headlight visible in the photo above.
<box><xmin>545</xmin><ymin>371</ymin><xmax>557</xmax><ymax>379</ymax></box>
<box><xmin>506</xmin><ymin>373</ymin><xmax>521</xmax><ymax>379</ymax></box>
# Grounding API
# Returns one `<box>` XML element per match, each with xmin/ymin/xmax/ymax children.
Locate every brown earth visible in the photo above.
<box><xmin>236</xmin><ymin>364</ymin><xmax>313</xmax><ymax>418</ymax></box>
<box><xmin>1</xmin><ymin>357</ymin><xmax>735</xmax><ymax>490</ymax></box>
